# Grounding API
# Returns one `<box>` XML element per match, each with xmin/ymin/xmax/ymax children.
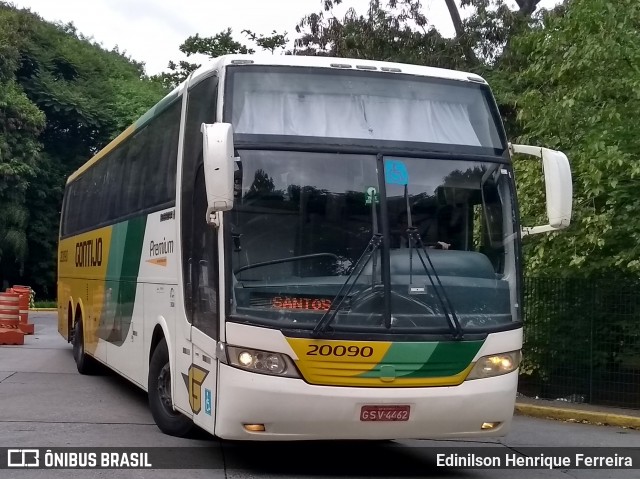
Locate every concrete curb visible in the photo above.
<box><xmin>515</xmin><ymin>402</ymin><xmax>640</xmax><ymax>429</ymax></box>
<box><xmin>30</xmin><ymin>308</ymin><xmax>57</xmax><ymax>312</ymax></box>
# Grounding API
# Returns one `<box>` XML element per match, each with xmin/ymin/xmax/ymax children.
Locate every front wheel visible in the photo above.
<box><xmin>148</xmin><ymin>338</ymin><xmax>194</xmax><ymax>437</ymax></box>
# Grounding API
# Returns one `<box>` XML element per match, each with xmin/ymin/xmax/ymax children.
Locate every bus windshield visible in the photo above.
<box><xmin>228</xmin><ymin>66</ymin><xmax>504</xmax><ymax>150</ymax></box>
<box><xmin>228</xmin><ymin>150</ymin><xmax>519</xmax><ymax>334</ymax></box>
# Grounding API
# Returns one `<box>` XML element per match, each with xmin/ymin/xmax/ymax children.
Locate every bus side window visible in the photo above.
<box><xmin>191</xmin><ymin>166</ymin><xmax>218</xmax><ymax>338</ymax></box>
<box><xmin>181</xmin><ymin>73</ymin><xmax>218</xmax><ymax>335</ymax></box>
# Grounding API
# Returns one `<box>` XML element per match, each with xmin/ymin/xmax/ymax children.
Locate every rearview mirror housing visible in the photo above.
<box><xmin>201</xmin><ymin>122</ymin><xmax>235</xmax><ymax>224</ymax></box>
<box><xmin>510</xmin><ymin>144</ymin><xmax>573</xmax><ymax>236</ymax></box>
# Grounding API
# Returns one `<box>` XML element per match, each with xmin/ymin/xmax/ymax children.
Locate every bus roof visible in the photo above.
<box><xmin>190</xmin><ymin>54</ymin><xmax>487</xmax><ymax>85</ymax></box>
<box><xmin>67</xmin><ymin>54</ymin><xmax>487</xmax><ymax>185</ymax></box>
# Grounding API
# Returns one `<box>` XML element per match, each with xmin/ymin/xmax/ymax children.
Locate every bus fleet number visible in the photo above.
<box><xmin>306</xmin><ymin>344</ymin><xmax>374</xmax><ymax>357</ymax></box>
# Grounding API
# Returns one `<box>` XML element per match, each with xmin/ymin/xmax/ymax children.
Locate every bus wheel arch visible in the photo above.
<box><xmin>148</xmin><ymin>335</ymin><xmax>194</xmax><ymax>437</ymax></box>
<box><xmin>149</xmin><ymin>324</ymin><xmax>166</xmax><ymax>365</ymax></box>
<box><xmin>66</xmin><ymin>301</ymin><xmax>73</xmax><ymax>342</ymax></box>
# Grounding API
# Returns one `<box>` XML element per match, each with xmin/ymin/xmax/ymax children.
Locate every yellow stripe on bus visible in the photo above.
<box><xmin>286</xmin><ymin>337</ymin><xmax>475</xmax><ymax>387</ymax></box>
<box><xmin>58</xmin><ymin>226</ymin><xmax>113</xmax><ymax>353</ymax></box>
<box><xmin>66</xmin><ymin>124</ymin><xmax>137</xmax><ymax>184</ymax></box>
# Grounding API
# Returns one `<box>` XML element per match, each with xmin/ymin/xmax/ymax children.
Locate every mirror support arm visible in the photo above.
<box><xmin>521</xmin><ymin>225</ymin><xmax>565</xmax><ymax>237</ymax></box>
<box><xmin>206</xmin><ymin>210</ymin><xmax>222</xmax><ymax>228</ymax></box>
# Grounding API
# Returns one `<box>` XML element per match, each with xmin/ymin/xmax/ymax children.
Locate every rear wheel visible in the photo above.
<box><xmin>72</xmin><ymin>318</ymin><xmax>99</xmax><ymax>374</ymax></box>
<box><xmin>148</xmin><ymin>338</ymin><xmax>194</xmax><ymax>437</ymax></box>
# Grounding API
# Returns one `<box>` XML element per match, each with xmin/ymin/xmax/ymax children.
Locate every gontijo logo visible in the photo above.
<box><xmin>75</xmin><ymin>238</ymin><xmax>103</xmax><ymax>267</ymax></box>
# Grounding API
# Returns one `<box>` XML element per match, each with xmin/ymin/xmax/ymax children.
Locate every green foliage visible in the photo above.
<box><xmin>494</xmin><ymin>1</ymin><xmax>640</xmax><ymax>398</ymax></box>
<box><xmin>0</xmin><ymin>6</ymin><xmax>45</xmax><ymax>277</ymax></box>
<box><xmin>295</xmin><ymin>0</ymin><xmax>471</xmax><ymax>69</ymax></box>
<box><xmin>12</xmin><ymin>9</ymin><xmax>165</xmax><ymax>170</ymax></box>
<box><xmin>294</xmin><ymin>1</ymin><xmax>544</xmax><ymax>70</ymax></box>
<box><xmin>506</xmin><ymin>0</ymin><xmax>640</xmax><ymax>276</ymax></box>
<box><xmin>34</xmin><ymin>300</ymin><xmax>56</xmax><ymax>309</ymax></box>
<box><xmin>154</xmin><ymin>28</ymin><xmax>256</xmax><ymax>89</ymax></box>
<box><xmin>155</xmin><ymin>28</ymin><xmax>290</xmax><ymax>89</ymax></box>
<box><xmin>0</xmin><ymin>2</ymin><xmax>165</xmax><ymax>296</ymax></box>
<box><xmin>243</xmin><ymin>30</ymin><xmax>288</xmax><ymax>54</ymax></box>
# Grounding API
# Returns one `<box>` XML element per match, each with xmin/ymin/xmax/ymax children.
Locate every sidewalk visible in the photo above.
<box><xmin>515</xmin><ymin>395</ymin><xmax>640</xmax><ymax>429</ymax></box>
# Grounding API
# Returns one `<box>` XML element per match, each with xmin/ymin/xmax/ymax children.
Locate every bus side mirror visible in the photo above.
<box><xmin>510</xmin><ymin>144</ymin><xmax>573</xmax><ymax>237</ymax></box>
<box><xmin>201</xmin><ymin>122</ymin><xmax>235</xmax><ymax>226</ymax></box>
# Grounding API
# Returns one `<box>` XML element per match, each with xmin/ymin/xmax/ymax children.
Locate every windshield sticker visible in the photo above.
<box><xmin>365</xmin><ymin>186</ymin><xmax>379</xmax><ymax>205</ymax></box>
<box><xmin>385</xmin><ymin>160</ymin><xmax>409</xmax><ymax>185</ymax></box>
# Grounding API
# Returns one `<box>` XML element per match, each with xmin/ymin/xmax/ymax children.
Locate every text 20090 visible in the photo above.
<box><xmin>306</xmin><ymin>344</ymin><xmax>374</xmax><ymax>357</ymax></box>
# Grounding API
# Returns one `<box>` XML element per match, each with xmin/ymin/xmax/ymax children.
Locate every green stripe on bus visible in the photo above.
<box><xmin>102</xmin><ymin>216</ymin><xmax>147</xmax><ymax>346</ymax></box>
<box><xmin>357</xmin><ymin>341</ymin><xmax>483</xmax><ymax>379</ymax></box>
<box><xmin>401</xmin><ymin>341</ymin><xmax>483</xmax><ymax>378</ymax></box>
<box><xmin>99</xmin><ymin>222</ymin><xmax>129</xmax><ymax>341</ymax></box>
<box><xmin>107</xmin><ymin>221</ymin><xmax>128</xmax><ymax>279</ymax></box>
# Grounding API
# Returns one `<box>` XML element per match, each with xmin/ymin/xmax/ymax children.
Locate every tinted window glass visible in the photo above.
<box><xmin>229</xmin><ymin>66</ymin><xmax>504</xmax><ymax>149</ymax></box>
<box><xmin>61</xmin><ymin>100</ymin><xmax>181</xmax><ymax>236</ymax></box>
<box><xmin>180</xmin><ymin>75</ymin><xmax>218</xmax><ymax>325</ymax></box>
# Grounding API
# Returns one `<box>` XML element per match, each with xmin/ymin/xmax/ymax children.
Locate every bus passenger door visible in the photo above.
<box><xmin>186</xmin><ymin>166</ymin><xmax>220</xmax><ymax>434</ymax></box>
<box><xmin>180</xmin><ymin>74</ymin><xmax>220</xmax><ymax>434</ymax></box>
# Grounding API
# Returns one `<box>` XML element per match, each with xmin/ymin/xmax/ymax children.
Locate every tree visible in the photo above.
<box><xmin>243</xmin><ymin>30</ymin><xmax>288</xmax><ymax>54</ymax></box>
<box><xmin>0</xmin><ymin>5</ymin><xmax>45</xmax><ymax>287</ymax></box>
<box><xmin>155</xmin><ymin>28</ymin><xmax>288</xmax><ymax>89</ymax></box>
<box><xmin>155</xmin><ymin>28</ymin><xmax>254</xmax><ymax>88</ymax></box>
<box><xmin>509</xmin><ymin>0</ymin><xmax>640</xmax><ymax>276</ymax></box>
<box><xmin>295</xmin><ymin>0</ymin><xmax>465</xmax><ymax>68</ymax></box>
<box><xmin>294</xmin><ymin>0</ymin><xmax>546</xmax><ymax>71</ymax></box>
<box><xmin>0</xmin><ymin>3</ymin><xmax>166</xmax><ymax>296</ymax></box>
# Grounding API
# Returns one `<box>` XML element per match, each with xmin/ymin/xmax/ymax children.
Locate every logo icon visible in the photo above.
<box><xmin>204</xmin><ymin>388</ymin><xmax>212</xmax><ymax>416</ymax></box>
<box><xmin>182</xmin><ymin>364</ymin><xmax>209</xmax><ymax>414</ymax></box>
<box><xmin>8</xmin><ymin>449</ymin><xmax>40</xmax><ymax>468</ymax></box>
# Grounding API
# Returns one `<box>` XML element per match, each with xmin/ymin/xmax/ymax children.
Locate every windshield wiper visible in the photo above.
<box><xmin>313</xmin><ymin>234</ymin><xmax>382</xmax><ymax>335</ymax></box>
<box><xmin>407</xmin><ymin>230</ymin><xmax>463</xmax><ymax>339</ymax></box>
<box><xmin>314</xmin><ymin>177</ymin><xmax>386</xmax><ymax>335</ymax></box>
<box><xmin>403</xmin><ymin>186</ymin><xmax>463</xmax><ymax>340</ymax></box>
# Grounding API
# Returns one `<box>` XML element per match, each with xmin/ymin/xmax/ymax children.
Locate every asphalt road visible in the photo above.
<box><xmin>1</xmin><ymin>312</ymin><xmax>639</xmax><ymax>479</ymax></box>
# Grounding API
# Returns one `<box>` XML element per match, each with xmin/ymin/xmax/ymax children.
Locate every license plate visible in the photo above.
<box><xmin>360</xmin><ymin>405</ymin><xmax>410</xmax><ymax>421</ymax></box>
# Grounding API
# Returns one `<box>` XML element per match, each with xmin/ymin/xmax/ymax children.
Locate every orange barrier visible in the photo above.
<box><xmin>9</xmin><ymin>285</ymin><xmax>34</xmax><ymax>335</ymax></box>
<box><xmin>0</xmin><ymin>292</ymin><xmax>19</xmax><ymax>324</ymax></box>
<box><xmin>0</xmin><ymin>291</ymin><xmax>24</xmax><ymax>345</ymax></box>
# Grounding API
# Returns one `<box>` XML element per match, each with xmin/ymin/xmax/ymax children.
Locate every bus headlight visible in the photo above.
<box><xmin>466</xmin><ymin>351</ymin><xmax>521</xmax><ymax>380</ymax></box>
<box><xmin>220</xmin><ymin>344</ymin><xmax>300</xmax><ymax>378</ymax></box>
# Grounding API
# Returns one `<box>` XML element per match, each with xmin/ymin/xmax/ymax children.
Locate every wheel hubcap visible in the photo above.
<box><xmin>157</xmin><ymin>364</ymin><xmax>175</xmax><ymax>413</ymax></box>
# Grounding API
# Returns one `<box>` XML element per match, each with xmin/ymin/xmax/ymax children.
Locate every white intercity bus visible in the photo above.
<box><xmin>57</xmin><ymin>54</ymin><xmax>572</xmax><ymax>440</ymax></box>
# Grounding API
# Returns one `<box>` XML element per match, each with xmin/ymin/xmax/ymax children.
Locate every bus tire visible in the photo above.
<box><xmin>148</xmin><ymin>338</ymin><xmax>194</xmax><ymax>437</ymax></box>
<box><xmin>72</xmin><ymin>318</ymin><xmax>98</xmax><ymax>375</ymax></box>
